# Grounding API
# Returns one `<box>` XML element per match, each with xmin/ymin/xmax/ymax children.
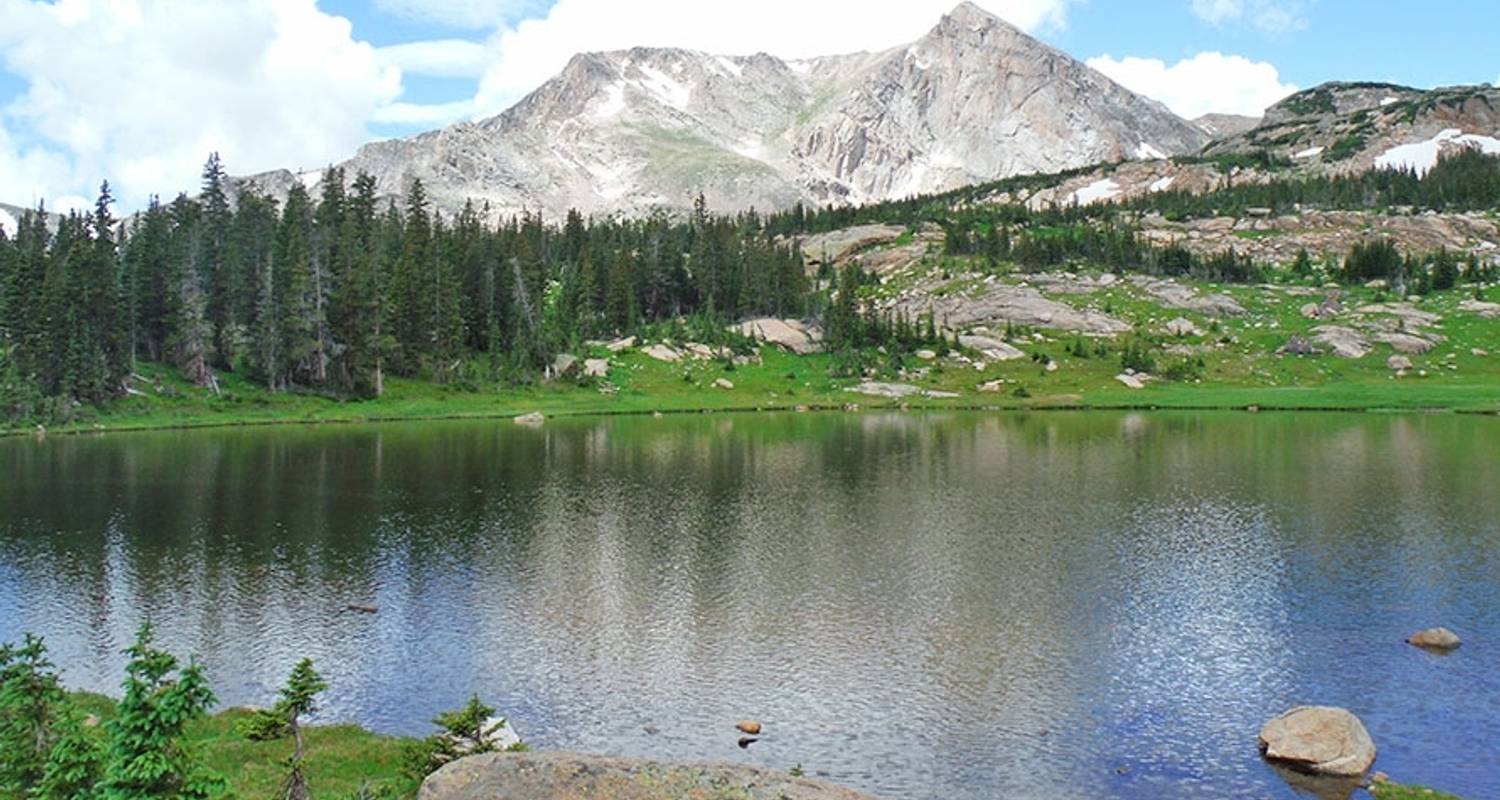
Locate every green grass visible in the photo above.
<box><xmin>67</xmin><ymin>692</ymin><xmax>418</xmax><ymax>800</ymax></box>
<box><xmin>1371</xmin><ymin>781</ymin><xmax>1464</xmax><ymax>800</ymax></box>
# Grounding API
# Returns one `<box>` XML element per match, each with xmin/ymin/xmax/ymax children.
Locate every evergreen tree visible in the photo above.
<box><xmin>0</xmin><ymin>634</ymin><xmax>67</xmax><ymax>794</ymax></box>
<box><xmin>243</xmin><ymin>660</ymin><xmax>327</xmax><ymax>800</ymax></box>
<box><xmin>33</xmin><ymin>709</ymin><xmax>105</xmax><ymax>800</ymax></box>
<box><xmin>198</xmin><ymin>154</ymin><xmax>236</xmax><ymax>370</ymax></box>
<box><xmin>100</xmin><ymin>623</ymin><xmax>219</xmax><ymax>800</ymax></box>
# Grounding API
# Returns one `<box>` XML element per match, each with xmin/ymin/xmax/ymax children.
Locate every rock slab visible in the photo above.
<box><xmin>1258</xmin><ymin>706</ymin><xmax>1377</xmax><ymax>777</ymax></box>
<box><xmin>419</xmin><ymin>752</ymin><xmax>878</xmax><ymax>800</ymax></box>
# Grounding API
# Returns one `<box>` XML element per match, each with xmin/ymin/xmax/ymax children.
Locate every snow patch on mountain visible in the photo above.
<box><xmin>1376</xmin><ymin>129</ymin><xmax>1500</xmax><ymax>176</ymax></box>
<box><xmin>1136</xmin><ymin>142</ymin><xmax>1167</xmax><ymax>160</ymax></box>
<box><xmin>1072</xmin><ymin>179</ymin><xmax>1121</xmax><ymax>205</ymax></box>
<box><xmin>0</xmin><ymin>208</ymin><xmax>16</xmax><ymax>237</ymax></box>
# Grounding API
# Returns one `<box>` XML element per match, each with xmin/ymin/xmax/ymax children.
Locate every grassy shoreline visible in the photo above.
<box><xmin>5</xmin><ymin>348</ymin><xmax>1500</xmax><ymax>439</ymax></box>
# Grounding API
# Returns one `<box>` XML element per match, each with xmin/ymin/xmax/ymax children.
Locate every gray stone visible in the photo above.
<box><xmin>1258</xmin><ymin>706</ymin><xmax>1377</xmax><ymax>777</ymax></box>
<box><xmin>583</xmin><ymin>359</ymin><xmax>610</xmax><ymax>378</ymax></box>
<box><xmin>419</xmin><ymin>752</ymin><xmax>877</xmax><ymax>800</ymax></box>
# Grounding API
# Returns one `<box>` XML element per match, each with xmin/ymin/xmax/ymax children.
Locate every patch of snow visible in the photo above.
<box><xmin>732</xmin><ymin>136</ymin><xmax>765</xmax><ymax>160</ymax></box>
<box><xmin>1136</xmin><ymin>142</ymin><xmax>1167</xmax><ymax>160</ymax></box>
<box><xmin>905</xmin><ymin>46</ymin><xmax>930</xmax><ymax>70</ymax></box>
<box><xmin>1380</xmin><ymin>97</ymin><xmax>1399</xmax><ymax>107</ymax></box>
<box><xmin>1071</xmin><ymin>179</ymin><xmax>1121</xmax><ymax>206</ymax></box>
<box><xmin>714</xmin><ymin>56</ymin><xmax>743</xmax><ymax>78</ymax></box>
<box><xmin>636</xmin><ymin>64</ymin><xmax>692</xmax><ymax>111</ymax></box>
<box><xmin>296</xmin><ymin>171</ymin><xmax>322</xmax><ymax>191</ymax></box>
<box><xmin>593</xmin><ymin>81</ymin><xmax>626</xmax><ymax>119</ymax></box>
<box><xmin>787</xmin><ymin>60</ymin><xmax>812</xmax><ymax>75</ymax></box>
<box><xmin>586</xmin><ymin>158</ymin><xmax>634</xmax><ymax>201</ymax></box>
<box><xmin>1148</xmin><ymin>176</ymin><xmax>1175</xmax><ymax>193</ymax></box>
<box><xmin>1375</xmin><ymin>128</ymin><xmax>1500</xmax><ymax>177</ymax></box>
<box><xmin>1294</xmin><ymin>146</ymin><xmax>1325</xmax><ymax>159</ymax></box>
<box><xmin>0</xmin><ymin>208</ymin><xmax>16</xmax><ymax>237</ymax></box>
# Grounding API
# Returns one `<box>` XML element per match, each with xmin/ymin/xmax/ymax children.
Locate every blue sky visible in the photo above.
<box><xmin>0</xmin><ymin>0</ymin><xmax>1497</xmax><ymax>212</ymax></box>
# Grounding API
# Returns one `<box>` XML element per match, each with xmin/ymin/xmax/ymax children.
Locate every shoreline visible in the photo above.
<box><xmin>7</xmin><ymin>393</ymin><xmax>1499</xmax><ymax>440</ymax></box>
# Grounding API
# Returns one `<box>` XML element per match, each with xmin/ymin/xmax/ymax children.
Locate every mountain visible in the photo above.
<box><xmin>1193</xmin><ymin>113</ymin><xmax>1261</xmax><ymax>139</ymax></box>
<box><xmin>240</xmin><ymin>2</ymin><xmax>1207</xmax><ymax>219</ymax></box>
<box><xmin>1203</xmin><ymin>82</ymin><xmax>1500</xmax><ymax>174</ymax></box>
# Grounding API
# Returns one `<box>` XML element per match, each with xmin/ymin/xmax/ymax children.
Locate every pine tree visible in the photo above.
<box><xmin>100</xmin><ymin>623</ymin><xmax>219</xmax><ymax>800</ymax></box>
<box><xmin>33</xmin><ymin>709</ymin><xmax>105</xmax><ymax>800</ymax></box>
<box><xmin>243</xmin><ymin>660</ymin><xmax>327</xmax><ymax>800</ymax></box>
<box><xmin>198</xmin><ymin>154</ymin><xmax>236</xmax><ymax>370</ymax></box>
<box><xmin>0</xmin><ymin>634</ymin><xmax>67</xmax><ymax>794</ymax></box>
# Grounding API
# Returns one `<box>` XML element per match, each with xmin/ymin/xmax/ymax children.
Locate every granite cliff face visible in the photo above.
<box><xmin>241</xmin><ymin>2</ymin><xmax>1207</xmax><ymax>218</ymax></box>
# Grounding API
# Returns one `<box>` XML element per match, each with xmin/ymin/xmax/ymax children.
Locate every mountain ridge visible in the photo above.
<box><xmin>238</xmin><ymin>2</ymin><xmax>1208</xmax><ymax>219</ymax></box>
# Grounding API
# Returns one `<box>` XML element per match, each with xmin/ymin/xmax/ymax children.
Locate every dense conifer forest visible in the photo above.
<box><xmin>2</xmin><ymin>152</ymin><xmax>1498</xmax><ymax>420</ymax></box>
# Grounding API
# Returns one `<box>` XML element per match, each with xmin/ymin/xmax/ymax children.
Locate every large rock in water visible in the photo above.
<box><xmin>1407</xmin><ymin>627</ymin><xmax>1462</xmax><ymax>650</ymax></box>
<box><xmin>418</xmin><ymin>752</ymin><xmax>878</xmax><ymax>800</ymax></box>
<box><xmin>1258</xmin><ymin>706</ymin><xmax>1377</xmax><ymax>777</ymax></box>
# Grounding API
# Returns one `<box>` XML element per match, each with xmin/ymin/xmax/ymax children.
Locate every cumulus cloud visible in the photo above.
<box><xmin>1189</xmin><ymin>0</ymin><xmax>1313</xmax><ymax>34</ymax></box>
<box><xmin>1088</xmin><ymin>51</ymin><xmax>1297</xmax><ymax>119</ymax></box>
<box><xmin>460</xmin><ymin>0</ymin><xmax>1075</xmax><ymax>116</ymax></box>
<box><xmin>373</xmin><ymin>0</ymin><xmax>552</xmax><ymax>30</ymax></box>
<box><xmin>0</xmin><ymin>0</ymin><xmax>401</xmax><ymax>209</ymax></box>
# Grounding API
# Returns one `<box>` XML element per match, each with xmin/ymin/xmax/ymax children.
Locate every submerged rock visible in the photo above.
<box><xmin>735</xmin><ymin>720</ymin><xmax>763</xmax><ymax>735</ymax></box>
<box><xmin>418</xmin><ymin>752</ymin><xmax>877</xmax><ymax>800</ymax></box>
<box><xmin>1258</xmin><ymin>706</ymin><xmax>1377</xmax><ymax>777</ymax></box>
<box><xmin>513</xmin><ymin>412</ymin><xmax>545</xmax><ymax>427</ymax></box>
<box><xmin>1407</xmin><ymin>627</ymin><xmax>1462</xmax><ymax>650</ymax></box>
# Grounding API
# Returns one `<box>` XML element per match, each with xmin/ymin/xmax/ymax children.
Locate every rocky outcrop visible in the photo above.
<box><xmin>419</xmin><ymin>752</ymin><xmax>877</xmax><ymax>800</ymax></box>
<box><xmin>735</xmin><ymin>318</ymin><xmax>823</xmax><ymax>354</ymax></box>
<box><xmin>887</xmin><ymin>281</ymin><xmax>1130</xmax><ymax>336</ymax></box>
<box><xmin>239</xmin><ymin>3</ymin><xmax>1206</xmax><ymax>220</ymax></box>
<box><xmin>1258</xmin><ymin>706</ymin><xmax>1377</xmax><ymax>777</ymax></box>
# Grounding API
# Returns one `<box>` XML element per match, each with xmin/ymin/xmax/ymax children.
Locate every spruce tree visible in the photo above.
<box><xmin>243</xmin><ymin>660</ymin><xmax>328</xmax><ymax>800</ymax></box>
<box><xmin>0</xmin><ymin>634</ymin><xmax>68</xmax><ymax>794</ymax></box>
<box><xmin>100</xmin><ymin>623</ymin><xmax>219</xmax><ymax>800</ymax></box>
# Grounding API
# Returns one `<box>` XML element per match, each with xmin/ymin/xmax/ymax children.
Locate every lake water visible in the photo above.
<box><xmin>1</xmin><ymin>412</ymin><xmax>1497</xmax><ymax>799</ymax></box>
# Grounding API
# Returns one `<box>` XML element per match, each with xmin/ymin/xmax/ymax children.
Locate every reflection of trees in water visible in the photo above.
<box><xmin>1</xmin><ymin>413</ymin><xmax>1497</xmax><ymax>796</ymax></box>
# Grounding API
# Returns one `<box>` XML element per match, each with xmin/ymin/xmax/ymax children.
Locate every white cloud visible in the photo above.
<box><xmin>376</xmin><ymin>40</ymin><xmax>494</xmax><ymax>79</ymax></box>
<box><xmin>1189</xmin><ymin>0</ymin><xmax>1312</xmax><ymax>34</ymax></box>
<box><xmin>467</xmin><ymin>0</ymin><xmax>1076</xmax><ymax>117</ymax></box>
<box><xmin>373</xmin><ymin>0</ymin><xmax>550</xmax><ymax>30</ymax></box>
<box><xmin>0</xmin><ymin>0</ymin><xmax>400</xmax><ymax>208</ymax></box>
<box><xmin>1088</xmin><ymin>51</ymin><xmax>1297</xmax><ymax>119</ymax></box>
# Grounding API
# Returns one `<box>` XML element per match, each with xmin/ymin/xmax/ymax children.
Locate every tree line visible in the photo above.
<box><xmin>0</xmin><ymin>156</ymin><xmax>808</xmax><ymax>416</ymax></box>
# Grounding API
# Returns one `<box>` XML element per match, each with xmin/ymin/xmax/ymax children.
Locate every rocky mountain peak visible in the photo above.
<box><xmin>242</xmin><ymin>4</ymin><xmax>1210</xmax><ymax>220</ymax></box>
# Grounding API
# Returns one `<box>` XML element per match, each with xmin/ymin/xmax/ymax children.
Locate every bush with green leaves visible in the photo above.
<box><xmin>99</xmin><ymin>624</ymin><xmax>221</xmax><ymax>800</ymax></box>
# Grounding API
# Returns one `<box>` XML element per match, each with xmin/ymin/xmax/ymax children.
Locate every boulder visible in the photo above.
<box><xmin>734</xmin><ymin>318</ymin><xmax>822</xmax><ymax>354</ymax></box>
<box><xmin>1373</xmin><ymin>333</ymin><xmax>1436</xmax><ymax>355</ymax></box>
<box><xmin>1165</xmin><ymin>317</ymin><xmax>1203</xmax><ymax>337</ymax></box>
<box><xmin>605</xmin><ymin>336</ymin><xmax>636</xmax><ymax>353</ymax></box>
<box><xmin>1115</xmin><ymin>373</ymin><xmax>1149</xmax><ymax>390</ymax></box>
<box><xmin>1459</xmin><ymin>299</ymin><xmax>1500</xmax><ymax>319</ymax></box>
<box><xmin>1387</xmin><ymin>355</ymin><xmax>1414</xmax><ymax>372</ymax></box>
<box><xmin>916</xmin><ymin>349</ymin><xmax>938</xmax><ymax>361</ymax></box>
<box><xmin>1407</xmin><ymin>627</ymin><xmax>1462</xmax><ymax>650</ymax></box>
<box><xmin>551</xmin><ymin>354</ymin><xmax>578</xmax><ymax>378</ymax></box>
<box><xmin>643</xmin><ymin>344</ymin><xmax>682</xmax><ymax>363</ymax></box>
<box><xmin>713</xmin><ymin>378</ymin><xmax>734</xmax><ymax>390</ymax></box>
<box><xmin>419</xmin><ymin>752</ymin><xmax>878</xmax><ymax>800</ymax></box>
<box><xmin>1313</xmin><ymin>326</ymin><xmax>1372</xmax><ymax>359</ymax></box>
<box><xmin>848</xmin><ymin>382</ymin><xmax>921</xmax><ymax>399</ymax></box>
<box><xmin>513</xmin><ymin>412</ymin><xmax>545</xmax><ymax>427</ymax></box>
<box><xmin>583</xmin><ymin>359</ymin><xmax>610</xmax><ymax>378</ymax></box>
<box><xmin>735</xmin><ymin>720</ymin><xmax>763</xmax><ymax>735</ymax></box>
<box><xmin>958</xmin><ymin>335</ymin><xmax>1025</xmax><ymax>361</ymax></box>
<box><xmin>1279</xmin><ymin>336</ymin><xmax>1320</xmax><ymax>356</ymax></box>
<box><xmin>1258</xmin><ymin>706</ymin><xmax>1377</xmax><ymax>777</ymax></box>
